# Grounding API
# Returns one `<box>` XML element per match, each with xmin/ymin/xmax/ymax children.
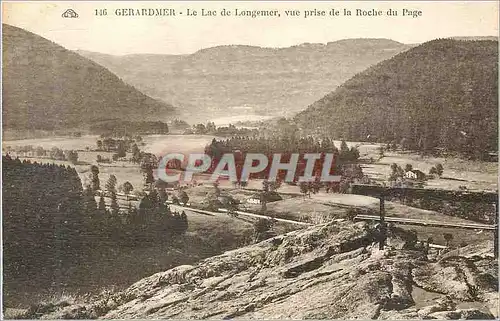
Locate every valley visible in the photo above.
<box><xmin>1</xmin><ymin>17</ymin><xmax>498</xmax><ymax>320</ymax></box>
<box><xmin>3</xmin><ymin>133</ymin><xmax>497</xmax><ymax>313</ymax></box>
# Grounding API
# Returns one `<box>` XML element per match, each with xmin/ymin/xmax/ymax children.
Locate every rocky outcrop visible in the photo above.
<box><xmin>37</xmin><ymin>221</ymin><xmax>497</xmax><ymax>319</ymax></box>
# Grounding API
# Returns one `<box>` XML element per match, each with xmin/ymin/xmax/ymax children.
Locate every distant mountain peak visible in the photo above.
<box><xmin>77</xmin><ymin>37</ymin><xmax>412</xmax><ymax>123</ymax></box>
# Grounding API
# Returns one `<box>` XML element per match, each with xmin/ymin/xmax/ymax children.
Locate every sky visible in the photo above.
<box><xmin>2</xmin><ymin>1</ymin><xmax>499</xmax><ymax>55</ymax></box>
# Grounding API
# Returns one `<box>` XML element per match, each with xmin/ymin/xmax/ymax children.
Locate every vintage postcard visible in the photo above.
<box><xmin>1</xmin><ymin>1</ymin><xmax>499</xmax><ymax>319</ymax></box>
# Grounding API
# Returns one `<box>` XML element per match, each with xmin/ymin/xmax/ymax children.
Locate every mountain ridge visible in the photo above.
<box><xmin>2</xmin><ymin>24</ymin><xmax>176</xmax><ymax>130</ymax></box>
<box><xmin>295</xmin><ymin>38</ymin><xmax>498</xmax><ymax>157</ymax></box>
<box><xmin>77</xmin><ymin>39</ymin><xmax>414</xmax><ymax>122</ymax></box>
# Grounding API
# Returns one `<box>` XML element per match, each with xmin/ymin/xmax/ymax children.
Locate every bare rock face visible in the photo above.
<box><xmin>38</xmin><ymin>221</ymin><xmax>497</xmax><ymax>320</ymax></box>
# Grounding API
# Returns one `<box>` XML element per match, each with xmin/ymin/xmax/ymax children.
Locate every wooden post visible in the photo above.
<box><xmin>379</xmin><ymin>194</ymin><xmax>386</xmax><ymax>250</ymax></box>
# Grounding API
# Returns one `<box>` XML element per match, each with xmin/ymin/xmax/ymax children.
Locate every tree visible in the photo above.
<box><xmin>141</xmin><ymin>156</ymin><xmax>156</xmax><ymax>187</ymax></box>
<box><xmin>90</xmin><ymin>165</ymin><xmax>100</xmax><ymax>191</ymax></box>
<box><xmin>311</xmin><ymin>181</ymin><xmax>321</xmax><ymax>194</ymax></box>
<box><xmin>50</xmin><ymin>147</ymin><xmax>65</xmax><ymax>160</ymax></box>
<box><xmin>262</xmin><ymin>180</ymin><xmax>270</xmax><ymax>193</ymax></box>
<box><xmin>213</xmin><ymin>181</ymin><xmax>221</xmax><ymax>197</ymax></box>
<box><xmin>122</xmin><ymin>181</ymin><xmax>133</xmax><ymax>195</ymax></box>
<box><xmin>110</xmin><ymin>192</ymin><xmax>119</xmax><ymax>216</ymax></box>
<box><xmin>83</xmin><ymin>185</ymin><xmax>97</xmax><ymax>217</ymax></box>
<box><xmin>158</xmin><ymin>188</ymin><xmax>168</xmax><ymax>202</ymax></box>
<box><xmin>178</xmin><ymin>190</ymin><xmax>189</xmax><ymax>205</ymax></box>
<box><xmin>96</xmin><ymin>140</ymin><xmax>103</xmax><ymax>151</ymax></box>
<box><xmin>253</xmin><ymin>218</ymin><xmax>274</xmax><ymax>242</ymax></box>
<box><xmin>340</xmin><ymin>140</ymin><xmax>349</xmax><ymax>154</ymax></box>
<box><xmin>126</xmin><ymin>202</ymin><xmax>138</xmax><ymax>226</ymax></box>
<box><xmin>443</xmin><ymin>233</ymin><xmax>453</xmax><ymax>247</ymax></box>
<box><xmin>66</xmin><ymin>150</ymin><xmax>78</xmax><ymax>164</ymax></box>
<box><xmin>98</xmin><ymin>195</ymin><xmax>106</xmax><ymax>212</ymax></box>
<box><xmin>435</xmin><ymin>163</ymin><xmax>444</xmax><ymax>177</ymax></box>
<box><xmin>180</xmin><ymin>211</ymin><xmax>189</xmax><ymax>233</ymax></box>
<box><xmin>105</xmin><ymin>175</ymin><xmax>117</xmax><ymax>193</ymax></box>
<box><xmin>35</xmin><ymin>146</ymin><xmax>46</xmax><ymax>157</ymax></box>
<box><xmin>346</xmin><ymin>208</ymin><xmax>359</xmax><ymax>221</ymax></box>
<box><xmin>378</xmin><ymin>146</ymin><xmax>385</xmax><ymax>158</ymax></box>
<box><xmin>131</xmin><ymin>143</ymin><xmax>141</xmax><ymax>163</ymax></box>
<box><xmin>194</xmin><ymin>123</ymin><xmax>207</xmax><ymax>134</ymax></box>
<box><xmin>269</xmin><ymin>180</ymin><xmax>282</xmax><ymax>192</ymax></box>
<box><xmin>396</xmin><ymin>165</ymin><xmax>405</xmax><ymax>178</ymax></box>
<box><xmin>116</xmin><ymin>140</ymin><xmax>127</xmax><ymax>158</ymax></box>
<box><xmin>149</xmin><ymin>188</ymin><xmax>159</xmax><ymax>207</ymax></box>
<box><xmin>299</xmin><ymin>181</ymin><xmax>310</xmax><ymax>198</ymax></box>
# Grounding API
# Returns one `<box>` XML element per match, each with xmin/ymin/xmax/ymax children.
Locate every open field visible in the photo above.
<box><xmin>4</xmin><ymin>135</ymin><xmax>495</xmax><ymax>192</ymax></box>
<box><xmin>4</xmin><ymin>134</ymin><xmax>495</xmax><ymax>229</ymax></box>
<box><xmin>3</xmin><ymin>135</ymin><xmax>218</xmax><ymax>194</ymax></box>
<box><xmin>363</xmin><ymin>151</ymin><xmax>497</xmax><ymax>191</ymax></box>
<box><xmin>2</xmin><ymin>135</ymin><xmax>99</xmax><ymax>150</ymax></box>
<box><xmin>3</xmin><ymin>134</ymin><xmax>496</xmax><ymax>307</ymax></box>
<box><xmin>265</xmin><ymin>198</ymin><xmax>349</xmax><ymax>224</ymax></box>
<box><xmin>140</xmin><ymin>134</ymin><xmax>219</xmax><ymax>155</ymax></box>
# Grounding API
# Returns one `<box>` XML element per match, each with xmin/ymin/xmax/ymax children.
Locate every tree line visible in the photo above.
<box><xmin>3</xmin><ymin>145</ymin><xmax>80</xmax><ymax>164</ymax></box>
<box><xmin>295</xmin><ymin>39</ymin><xmax>498</xmax><ymax>160</ymax></box>
<box><xmin>204</xmin><ymin>136</ymin><xmax>363</xmax><ymax>184</ymax></box>
<box><xmin>3</xmin><ymin>155</ymin><xmax>188</xmax><ymax>289</ymax></box>
<box><xmin>186</xmin><ymin>122</ymin><xmax>258</xmax><ymax>137</ymax></box>
<box><xmin>90</xmin><ymin>120</ymin><xmax>169</xmax><ymax>137</ymax></box>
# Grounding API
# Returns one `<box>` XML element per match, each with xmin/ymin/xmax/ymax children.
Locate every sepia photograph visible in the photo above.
<box><xmin>1</xmin><ymin>1</ymin><xmax>499</xmax><ymax>319</ymax></box>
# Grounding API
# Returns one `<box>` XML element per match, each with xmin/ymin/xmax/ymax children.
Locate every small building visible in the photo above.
<box><xmin>404</xmin><ymin>170</ymin><xmax>426</xmax><ymax>181</ymax></box>
<box><xmin>217</xmin><ymin>195</ymin><xmax>239</xmax><ymax>207</ymax></box>
<box><xmin>247</xmin><ymin>191</ymin><xmax>282</xmax><ymax>204</ymax></box>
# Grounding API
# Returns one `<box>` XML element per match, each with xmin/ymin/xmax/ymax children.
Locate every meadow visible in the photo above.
<box><xmin>3</xmin><ymin>134</ymin><xmax>496</xmax><ymax>308</ymax></box>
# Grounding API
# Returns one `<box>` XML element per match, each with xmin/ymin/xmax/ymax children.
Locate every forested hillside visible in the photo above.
<box><xmin>2</xmin><ymin>24</ymin><xmax>175</xmax><ymax>130</ymax></box>
<box><xmin>295</xmin><ymin>39</ymin><xmax>498</xmax><ymax>159</ymax></box>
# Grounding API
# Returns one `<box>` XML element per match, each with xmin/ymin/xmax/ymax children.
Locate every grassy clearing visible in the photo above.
<box><xmin>3</xmin><ymin>135</ymin><xmax>496</xmax><ymax>309</ymax></box>
<box><xmin>365</xmin><ymin>151</ymin><xmax>497</xmax><ymax>191</ymax></box>
<box><xmin>140</xmin><ymin>134</ymin><xmax>217</xmax><ymax>155</ymax></box>
<box><xmin>265</xmin><ymin>198</ymin><xmax>349</xmax><ymax>223</ymax></box>
<box><xmin>3</xmin><ymin>135</ymin><xmax>99</xmax><ymax>150</ymax></box>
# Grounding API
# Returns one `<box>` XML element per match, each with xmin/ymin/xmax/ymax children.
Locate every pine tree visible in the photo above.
<box><xmin>435</xmin><ymin>163</ymin><xmax>444</xmax><ymax>177</ymax></box>
<box><xmin>90</xmin><ymin>165</ymin><xmax>100</xmax><ymax>191</ymax></box>
<box><xmin>83</xmin><ymin>185</ymin><xmax>97</xmax><ymax>218</ymax></box>
<box><xmin>180</xmin><ymin>211</ymin><xmax>188</xmax><ymax>233</ymax></box>
<box><xmin>110</xmin><ymin>191</ymin><xmax>119</xmax><ymax>215</ymax></box>
<box><xmin>340</xmin><ymin>140</ymin><xmax>349</xmax><ymax>153</ymax></box>
<box><xmin>131</xmin><ymin>143</ymin><xmax>141</xmax><ymax>163</ymax></box>
<box><xmin>106</xmin><ymin>175</ymin><xmax>117</xmax><ymax>193</ymax></box>
<box><xmin>158</xmin><ymin>188</ymin><xmax>168</xmax><ymax>203</ymax></box>
<box><xmin>98</xmin><ymin>195</ymin><xmax>106</xmax><ymax>212</ymax></box>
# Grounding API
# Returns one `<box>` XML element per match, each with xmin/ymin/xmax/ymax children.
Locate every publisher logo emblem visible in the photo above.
<box><xmin>62</xmin><ymin>9</ymin><xmax>79</xmax><ymax>18</ymax></box>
